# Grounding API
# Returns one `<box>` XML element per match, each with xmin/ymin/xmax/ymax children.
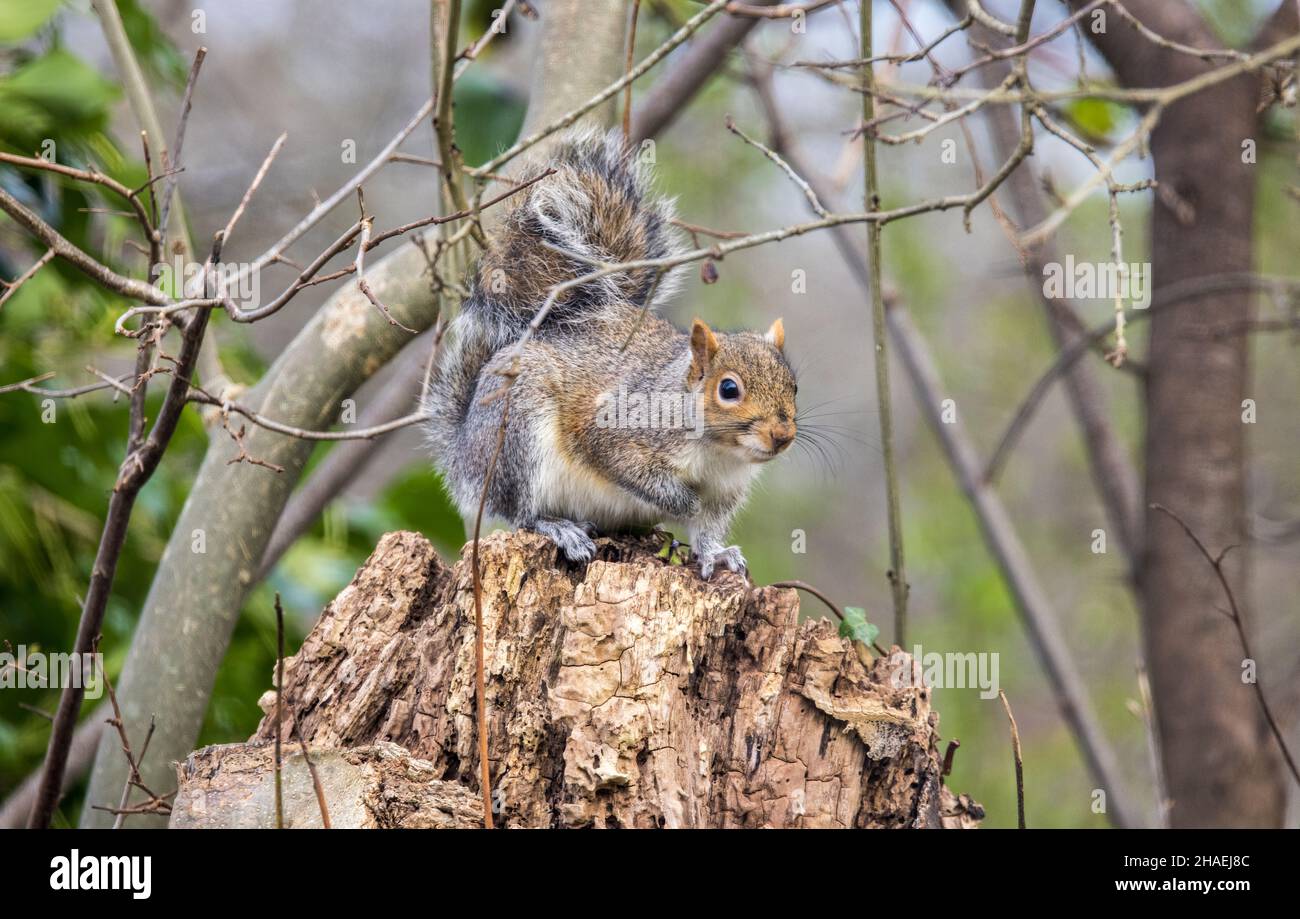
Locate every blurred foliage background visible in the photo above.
<box><xmin>1</xmin><ymin>0</ymin><xmax>1297</xmax><ymax>828</ymax></box>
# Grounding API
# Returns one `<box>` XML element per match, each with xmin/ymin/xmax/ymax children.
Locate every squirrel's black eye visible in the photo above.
<box><xmin>718</xmin><ymin>377</ymin><xmax>742</xmax><ymax>403</ymax></box>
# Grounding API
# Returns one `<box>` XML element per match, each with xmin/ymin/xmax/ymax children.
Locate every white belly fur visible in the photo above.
<box><xmin>677</xmin><ymin>439</ymin><xmax>762</xmax><ymax>505</ymax></box>
<box><xmin>532</xmin><ymin>420</ymin><xmax>662</xmax><ymax>528</ymax></box>
<box><xmin>532</xmin><ymin>417</ymin><xmax>762</xmax><ymax>529</ymax></box>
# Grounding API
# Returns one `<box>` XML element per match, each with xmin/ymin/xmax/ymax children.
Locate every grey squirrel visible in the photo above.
<box><xmin>423</xmin><ymin>129</ymin><xmax>797</xmax><ymax>577</ymax></box>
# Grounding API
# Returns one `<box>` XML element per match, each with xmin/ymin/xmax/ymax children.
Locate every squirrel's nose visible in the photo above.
<box><xmin>769</xmin><ymin>424</ymin><xmax>795</xmax><ymax>452</ymax></box>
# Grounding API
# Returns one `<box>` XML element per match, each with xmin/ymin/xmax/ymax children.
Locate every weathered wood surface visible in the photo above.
<box><xmin>171</xmin><ymin>741</ymin><xmax>482</xmax><ymax>829</ymax></box>
<box><xmin>175</xmin><ymin>530</ymin><xmax>981</xmax><ymax>828</ymax></box>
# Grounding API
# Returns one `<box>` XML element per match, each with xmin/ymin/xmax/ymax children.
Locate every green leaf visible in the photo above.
<box><xmin>452</xmin><ymin>70</ymin><xmax>527</xmax><ymax>167</ymax></box>
<box><xmin>0</xmin><ymin>49</ymin><xmax>120</xmax><ymax>151</ymax></box>
<box><xmin>839</xmin><ymin>606</ymin><xmax>880</xmax><ymax>647</ymax></box>
<box><xmin>117</xmin><ymin>0</ymin><xmax>187</xmax><ymax>87</ymax></box>
<box><xmin>1</xmin><ymin>50</ymin><xmax>119</xmax><ymax>127</ymax></box>
<box><xmin>0</xmin><ymin>0</ymin><xmax>62</xmax><ymax>43</ymax></box>
<box><xmin>1062</xmin><ymin>98</ymin><xmax>1124</xmax><ymax>143</ymax></box>
<box><xmin>0</xmin><ymin>93</ymin><xmax>52</xmax><ymax>143</ymax></box>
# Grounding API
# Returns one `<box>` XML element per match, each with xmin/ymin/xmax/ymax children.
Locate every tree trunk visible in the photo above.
<box><xmin>172</xmin><ymin>531</ymin><xmax>982</xmax><ymax>829</ymax></box>
<box><xmin>1141</xmin><ymin>76</ymin><xmax>1283</xmax><ymax>827</ymax></box>
<box><xmin>1064</xmin><ymin>0</ymin><xmax>1288</xmax><ymax>826</ymax></box>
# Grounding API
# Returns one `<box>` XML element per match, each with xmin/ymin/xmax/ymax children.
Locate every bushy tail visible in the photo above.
<box><xmin>425</xmin><ymin>128</ymin><xmax>683</xmax><ymax>462</ymax></box>
<box><xmin>469</xmin><ymin>127</ymin><xmax>684</xmax><ymax>336</ymax></box>
<box><xmin>421</xmin><ymin>308</ymin><xmax>501</xmax><ymax>465</ymax></box>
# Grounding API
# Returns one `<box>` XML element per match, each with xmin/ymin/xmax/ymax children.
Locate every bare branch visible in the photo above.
<box><xmin>0</xmin><ymin>249</ymin><xmax>55</xmax><ymax>310</ymax></box>
<box><xmin>984</xmin><ymin>273</ymin><xmax>1300</xmax><ymax>484</ymax></box>
<box><xmin>0</xmin><ymin>186</ymin><xmax>170</xmax><ymax>306</ymax></box>
<box><xmin>631</xmin><ymin>0</ymin><xmax>779</xmax><ymax>142</ymax></box>
<box><xmin>244</xmin><ymin>96</ymin><xmax>435</xmax><ymax>280</ymax></box>
<box><xmin>158</xmin><ymin>47</ymin><xmax>207</xmax><ymax>240</ymax></box>
<box><xmin>0</xmin><ymin>371</ymin><xmax>132</xmax><ymax>399</ymax></box>
<box><xmin>215</xmin><ymin>132</ymin><xmax>288</xmax><ymax>256</ymax></box>
<box><xmin>724</xmin><ymin>114</ymin><xmax>828</xmax><ymax>217</ymax></box>
<box><xmin>186</xmin><ymin>383</ymin><xmax>428</xmax><ymax>442</ymax></box>
<box><xmin>861</xmin><ymin>0</ymin><xmax>911</xmax><ymax>642</ymax></box>
<box><xmin>0</xmin><ymin>152</ymin><xmax>156</xmax><ymax>242</ymax></box>
<box><xmin>724</xmin><ymin>0</ymin><xmax>838</xmax><ymax>18</ymax></box>
<box><xmin>472</xmin><ymin>0</ymin><xmax>729</xmax><ymax>177</ymax></box>
<box><xmin>26</xmin><ymin>289</ymin><xmax>212</xmax><ymax>829</ymax></box>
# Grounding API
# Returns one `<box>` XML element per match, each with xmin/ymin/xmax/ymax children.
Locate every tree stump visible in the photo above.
<box><xmin>172</xmin><ymin>530</ymin><xmax>982</xmax><ymax>829</ymax></box>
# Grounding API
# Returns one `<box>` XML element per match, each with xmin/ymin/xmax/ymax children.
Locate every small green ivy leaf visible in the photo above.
<box><xmin>839</xmin><ymin>606</ymin><xmax>880</xmax><ymax>647</ymax></box>
<box><xmin>1062</xmin><ymin>97</ymin><xmax>1127</xmax><ymax>145</ymax></box>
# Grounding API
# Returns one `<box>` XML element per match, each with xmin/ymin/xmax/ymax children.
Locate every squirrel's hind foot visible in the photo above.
<box><xmin>525</xmin><ymin>516</ymin><xmax>598</xmax><ymax>564</ymax></box>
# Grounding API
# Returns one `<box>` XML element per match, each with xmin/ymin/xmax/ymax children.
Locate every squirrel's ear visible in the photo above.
<box><xmin>690</xmin><ymin>319</ymin><xmax>719</xmax><ymax>381</ymax></box>
<box><xmin>765</xmin><ymin>317</ymin><xmax>785</xmax><ymax>352</ymax></box>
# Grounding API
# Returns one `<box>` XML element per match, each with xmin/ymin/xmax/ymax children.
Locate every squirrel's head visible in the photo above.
<box><xmin>689</xmin><ymin>318</ymin><xmax>797</xmax><ymax>463</ymax></box>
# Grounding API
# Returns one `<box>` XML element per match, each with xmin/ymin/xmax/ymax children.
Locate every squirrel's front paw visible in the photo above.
<box><xmin>526</xmin><ymin>517</ymin><xmax>597</xmax><ymax>564</ymax></box>
<box><xmin>697</xmin><ymin>544</ymin><xmax>746</xmax><ymax>579</ymax></box>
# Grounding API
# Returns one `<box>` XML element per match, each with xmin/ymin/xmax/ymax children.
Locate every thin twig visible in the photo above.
<box><xmin>187</xmin><ymin>383</ymin><xmax>428</xmax><ymax>441</ymax></box>
<box><xmin>118</xmin><ymin>168</ymin><xmax>554</xmax><ymax>329</ymax></box>
<box><xmin>91</xmin><ymin>0</ymin><xmax>194</xmax><ymax>286</ymax></box>
<box><xmin>942</xmin><ymin>739</ymin><xmax>960</xmax><ymax>779</ymax></box>
<box><xmin>159</xmin><ymin>46</ymin><xmax>207</xmax><ymax>240</ymax></box>
<box><xmin>0</xmin><ymin>153</ymin><xmax>156</xmax><ymax>243</ymax></box>
<box><xmin>0</xmin><ymin>250</ymin><xmax>55</xmax><ymax>310</ymax></box>
<box><xmin>433</xmin><ymin>0</ymin><xmax>487</xmax><ymax>249</ymax></box>
<box><xmin>355</xmin><ymin>200</ymin><xmax>419</xmax><ymax>334</ymax></box>
<box><xmin>454</xmin><ymin>0</ymin><xmax>522</xmax><ymax>75</ymax></box>
<box><xmin>470</xmin><ymin>391</ymin><xmax>512</xmax><ymax>829</ymax></box>
<box><xmin>256</xmin><ymin>337</ymin><xmax>440</xmax><ymax>581</ymax></box>
<box><xmin>1134</xmin><ymin>661</ymin><xmax>1170</xmax><ymax>827</ymax></box>
<box><xmin>861</xmin><ymin>0</ymin><xmax>909</xmax><ymax>644</ymax></box>
<box><xmin>622</xmin><ymin>0</ymin><xmax>642</xmax><ymax>144</ymax></box>
<box><xmin>998</xmin><ymin>690</ymin><xmax>1026</xmax><ymax>829</ymax></box>
<box><xmin>724</xmin><ymin>115</ymin><xmax>828</xmax><ymax>217</ymax></box>
<box><xmin>0</xmin><ymin>187</ymin><xmax>172</xmax><ymax>306</ymax></box>
<box><xmin>471</xmin><ymin>0</ymin><xmax>729</xmax><ymax>178</ymax></box>
<box><xmin>216</xmin><ymin>132</ymin><xmax>288</xmax><ymax>257</ymax></box>
<box><xmin>724</xmin><ymin>0</ymin><xmax>839</xmax><ymax>18</ymax></box>
<box><xmin>289</xmin><ymin>711</ymin><xmax>331</xmax><ymax>829</ymax></box>
<box><xmin>26</xmin><ymin>260</ymin><xmax>214</xmax><ymax>829</ymax></box>
<box><xmin>1149</xmin><ymin>504</ymin><xmax>1300</xmax><ymax>789</ymax></box>
<box><xmin>274</xmin><ymin>592</ymin><xmax>285</xmax><ymax>829</ymax></box>
<box><xmin>769</xmin><ymin>580</ymin><xmax>888</xmax><ymax>656</ymax></box>
<box><xmin>244</xmin><ymin>96</ymin><xmax>435</xmax><ymax>280</ymax></box>
<box><xmin>90</xmin><ymin>638</ymin><xmax>169</xmax><ymax>827</ymax></box>
<box><xmin>985</xmin><ymin>274</ymin><xmax>1300</xmax><ymax>484</ymax></box>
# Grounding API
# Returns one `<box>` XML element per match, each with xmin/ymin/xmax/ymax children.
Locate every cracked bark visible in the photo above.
<box><xmin>174</xmin><ymin>530</ymin><xmax>982</xmax><ymax>828</ymax></box>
